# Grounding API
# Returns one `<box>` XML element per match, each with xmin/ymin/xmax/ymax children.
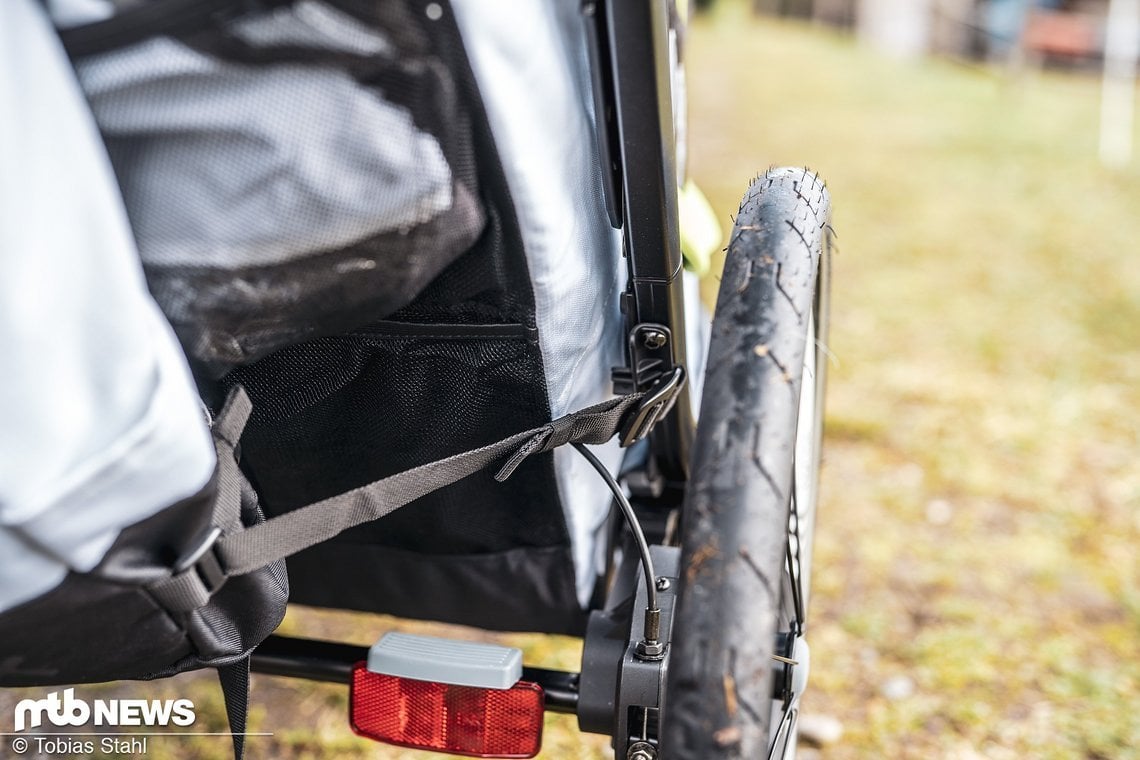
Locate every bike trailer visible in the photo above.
<box><xmin>3</xmin><ymin>0</ymin><xmax>829</xmax><ymax>757</ymax></box>
<box><xmin>4</xmin><ymin>0</ymin><xmax>637</xmax><ymax>715</ymax></box>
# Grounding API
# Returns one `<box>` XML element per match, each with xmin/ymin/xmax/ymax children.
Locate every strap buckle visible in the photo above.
<box><xmin>172</xmin><ymin>525</ymin><xmax>226</xmax><ymax>595</ymax></box>
<box><xmin>619</xmin><ymin>367</ymin><xmax>686</xmax><ymax>447</ymax></box>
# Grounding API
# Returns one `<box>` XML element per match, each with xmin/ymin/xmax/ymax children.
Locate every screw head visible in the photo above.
<box><xmin>655</xmin><ymin>576</ymin><xmax>671</xmax><ymax>591</ymax></box>
<box><xmin>642</xmin><ymin>330</ymin><xmax>667</xmax><ymax>349</ymax></box>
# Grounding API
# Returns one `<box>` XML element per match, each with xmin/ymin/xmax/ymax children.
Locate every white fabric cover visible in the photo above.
<box><xmin>0</xmin><ymin>0</ymin><xmax>216</xmax><ymax>613</ymax></box>
<box><xmin>450</xmin><ymin>0</ymin><xmax>627</xmax><ymax>606</ymax></box>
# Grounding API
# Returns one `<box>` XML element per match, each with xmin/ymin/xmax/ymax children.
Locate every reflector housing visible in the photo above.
<box><xmin>350</xmin><ymin>662</ymin><xmax>544</xmax><ymax>758</ymax></box>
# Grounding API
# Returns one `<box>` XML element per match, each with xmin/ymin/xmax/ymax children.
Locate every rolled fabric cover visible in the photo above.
<box><xmin>1</xmin><ymin>0</ymin><xmax>288</xmax><ymax>688</ymax></box>
<box><xmin>0</xmin><ymin>0</ymin><xmax>215</xmax><ymax>617</ymax></box>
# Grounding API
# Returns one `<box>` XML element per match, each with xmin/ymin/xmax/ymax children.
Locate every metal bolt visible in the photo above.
<box><xmin>655</xmin><ymin>576</ymin><xmax>671</xmax><ymax>591</ymax></box>
<box><xmin>634</xmin><ymin>639</ymin><xmax>666</xmax><ymax>661</ymax></box>
<box><xmin>642</xmin><ymin>330</ymin><xmax>667</xmax><ymax>349</ymax></box>
<box><xmin>635</xmin><ymin>607</ymin><xmax>666</xmax><ymax>660</ymax></box>
<box><xmin>643</xmin><ymin>607</ymin><xmax>661</xmax><ymax>642</ymax></box>
<box><xmin>627</xmin><ymin>741</ymin><xmax>658</xmax><ymax>760</ymax></box>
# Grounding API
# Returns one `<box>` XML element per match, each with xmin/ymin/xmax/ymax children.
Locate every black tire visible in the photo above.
<box><xmin>662</xmin><ymin>167</ymin><xmax>832</xmax><ymax>759</ymax></box>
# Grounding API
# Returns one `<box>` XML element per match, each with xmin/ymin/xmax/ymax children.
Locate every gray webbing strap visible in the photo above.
<box><xmin>150</xmin><ymin>386</ymin><xmax>644</xmax><ymax>610</ymax></box>
<box><xmin>149</xmin><ymin>388</ymin><xmax>253</xmax><ymax>612</ymax></box>
<box><xmin>216</xmin><ymin>390</ymin><xmax>644</xmax><ymax>574</ymax></box>
<box><xmin>211</xmin><ymin>388</ymin><xmax>252</xmax><ymax>535</ymax></box>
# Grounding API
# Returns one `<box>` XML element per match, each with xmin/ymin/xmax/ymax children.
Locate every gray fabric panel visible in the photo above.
<box><xmin>75</xmin><ymin>35</ymin><xmax>452</xmax><ymax>268</ymax></box>
<box><xmin>46</xmin><ymin>0</ymin><xmax>114</xmax><ymax>29</ymax></box>
<box><xmin>230</xmin><ymin>1</ymin><xmax>392</xmax><ymax>56</ymax></box>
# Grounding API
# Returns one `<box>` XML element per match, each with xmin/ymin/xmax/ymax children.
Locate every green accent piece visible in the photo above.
<box><xmin>679</xmin><ymin>179</ymin><xmax>722</xmax><ymax>277</ymax></box>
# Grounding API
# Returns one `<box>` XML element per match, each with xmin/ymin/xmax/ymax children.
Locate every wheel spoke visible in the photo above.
<box><xmin>772</xmin><ymin>300</ymin><xmax>824</xmax><ymax>759</ymax></box>
<box><xmin>786</xmin><ymin>470</ymin><xmax>805</xmax><ymax>634</ymax></box>
<box><xmin>767</xmin><ymin>700</ymin><xmax>800</xmax><ymax>760</ymax></box>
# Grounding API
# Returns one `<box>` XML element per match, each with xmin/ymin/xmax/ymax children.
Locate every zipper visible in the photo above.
<box><xmin>355</xmin><ymin>321</ymin><xmax>539</xmax><ymax>344</ymax></box>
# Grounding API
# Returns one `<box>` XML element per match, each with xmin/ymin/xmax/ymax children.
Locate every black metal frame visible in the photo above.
<box><xmin>591</xmin><ymin>0</ymin><xmax>695</xmax><ymax>496</ymax></box>
<box><xmin>250</xmin><ymin>0</ymin><xmax>692</xmax><ymax>735</ymax></box>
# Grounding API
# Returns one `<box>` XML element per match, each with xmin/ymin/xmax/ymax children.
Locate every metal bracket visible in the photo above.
<box><xmin>619</xmin><ymin>367</ymin><xmax>686</xmax><ymax>448</ymax></box>
<box><xmin>613</xmin><ymin>323</ymin><xmax>676</xmax><ymax>395</ymax></box>
<box><xmin>613</xmin><ymin>545</ymin><xmax>680</xmax><ymax>760</ymax></box>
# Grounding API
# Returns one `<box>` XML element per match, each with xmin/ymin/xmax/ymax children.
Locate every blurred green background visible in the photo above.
<box><xmin>686</xmin><ymin>4</ymin><xmax>1140</xmax><ymax>758</ymax></box>
<box><xmin>4</xmin><ymin>4</ymin><xmax>1137</xmax><ymax>758</ymax></box>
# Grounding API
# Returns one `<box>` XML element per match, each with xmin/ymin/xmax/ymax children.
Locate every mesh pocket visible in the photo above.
<box><xmin>223</xmin><ymin>325</ymin><xmax>562</xmax><ymax>555</ymax></box>
<box><xmin>72</xmin><ymin>0</ymin><xmax>485</xmax><ymax>374</ymax></box>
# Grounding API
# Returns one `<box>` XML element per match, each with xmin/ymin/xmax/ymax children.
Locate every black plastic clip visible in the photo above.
<box><xmin>172</xmin><ymin>525</ymin><xmax>226</xmax><ymax>595</ymax></box>
<box><xmin>619</xmin><ymin>367</ymin><xmax>686</xmax><ymax>448</ymax></box>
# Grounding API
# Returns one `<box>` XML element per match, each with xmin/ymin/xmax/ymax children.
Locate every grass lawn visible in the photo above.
<box><xmin>2</xmin><ymin>6</ymin><xmax>1135</xmax><ymax>759</ymax></box>
<box><xmin>684</xmin><ymin>4</ymin><xmax>1140</xmax><ymax>758</ymax></box>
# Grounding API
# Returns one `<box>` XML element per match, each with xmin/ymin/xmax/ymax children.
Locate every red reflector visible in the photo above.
<box><xmin>350</xmin><ymin>662</ymin><xmax>544</xmax><ymax>758</ymax></box>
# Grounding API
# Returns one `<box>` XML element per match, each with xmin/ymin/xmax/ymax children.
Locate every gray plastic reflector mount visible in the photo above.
<box><xmin>366</xmin><ymin>632</ymin><xmax>523</xmax><ymax>690</ymax></box>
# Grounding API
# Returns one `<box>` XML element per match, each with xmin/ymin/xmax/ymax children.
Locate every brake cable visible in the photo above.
<box><xmin>572</xmin><ymin>442</ymin><xmax>664</xmax><ymax>659</ymax></box>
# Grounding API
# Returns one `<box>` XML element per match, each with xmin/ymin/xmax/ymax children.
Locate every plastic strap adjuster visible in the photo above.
<box><xmin>619</xmin><ymin>366</ymin><xmax>686</xmax><ymax>447</ymax></box>
<box><xmin>172</xmin><ymin>525</ymin><xmax>227</xmax><ymax>595</ymax></box>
